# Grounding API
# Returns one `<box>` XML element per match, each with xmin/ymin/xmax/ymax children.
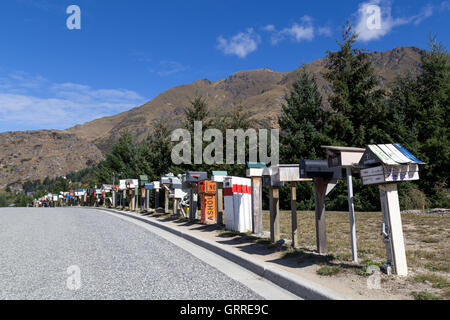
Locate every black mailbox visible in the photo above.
<box><xmin>300</xmin><ymin>160</ymin><xmax>342</xmax><ymax>179</ymax></box>
<box><xmin>185</xmin><ymin>171</ymin><xmax>208</xmax><ymax>183</ymax></box>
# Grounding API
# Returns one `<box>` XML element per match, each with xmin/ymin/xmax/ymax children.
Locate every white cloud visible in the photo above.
<box><xmin>262</xmin><ymin>16</ymin><xmax>331</xmax><ymax>45</ymax></box>
<box><xmin>355</xmin><ymin>0</ymin><xmax>437</xmax><ymax>42</ymax></box>
<box><xmin>217</xmin><ymin>28</ymin><xmax>261</xmax><ymax>58</ymax></box>
<box><xmin>0</xmin><ymin>71</ymin><xmax>146</xmax><ymax>132</ymax></box>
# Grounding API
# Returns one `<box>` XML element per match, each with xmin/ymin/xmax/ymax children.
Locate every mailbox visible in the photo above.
<box><xmin>160</xmin><ymin>177</ymin><xmax>172</xmax><ymax>185</ymax></box>
<box><xmin>119</xmin><ymin>180</ymin><xmax>127</xmax><ymax>190</ymax></box>
<box><xmin>144</xmin><ymin>182</ymin><xmax>154</xmax><ymax>190</ymax></box>
<box><xmin>359</xmin><ymin>144</ymin><xmax>424</xmax><ymax>186</ymax></box>
<box><xmin>272</xmin><ymin>164</ymin><xmax>312</xmax><ymax>183</ymax></box>
<box><xmin>153</xmin><ymin>181</ymin><xmax>161</xmax><ymax>189</ymax></box>
<box><xmin>126</xmin><ymin>179</ymin><xmax>138</xmax><ymax>189</ymax></box>
<box><xmin>322</xmin><ymin>146</ymin><xmax>366</xmax><ymax>168</ymax></box>
<box><xmin>199</xmin><ymin>181</ymin><xmax>217</xmax><ymax>224</ymax></box>
<box><xmin>171</xmin><ymin>177</ymin><xmax>183</xmax><ymax>189</ymax></box>
<box><xmin>262</xmin><ymin>167</ymin><xmax>284</xmax><ymax>187</ymax></box>
<box><xmin>300</xmin><ymin>160</ymin><xmax>342</xmax><ymax>179</ymax></box>
<box><xmin>246</xmin><ymin>162</ymin><xmax>266</xmax><ymax>177</ymax></box>
<box><xmin>211</xmin><ymin>171</ymin><xmax>228</xmax><ymax>183</ymax></box>
<box><xmin>139</xmin><ymin>175</ymin><xmax>149</xmax><ymax>187</ymax></box>
<box><xmin>185</xmin><ymin>171</ymin><xmax>208</xmax><ymax>183</ymax></box>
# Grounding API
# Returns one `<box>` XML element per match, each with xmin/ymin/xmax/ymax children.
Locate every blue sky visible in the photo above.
<box><xmin>0</xmin><ymin>0</ymin><xmax>448</xmax><ymax>132</ymax></box>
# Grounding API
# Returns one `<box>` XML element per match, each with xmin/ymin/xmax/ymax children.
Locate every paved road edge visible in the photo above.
<box><xmin>94</xmin><ymin>208</ymin><xmax>347</xmax><ymax>300</ymax></box>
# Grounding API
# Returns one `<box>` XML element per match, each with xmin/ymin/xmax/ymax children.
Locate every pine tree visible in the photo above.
<box><xmin>386</xmin><ymin>36</ymin><xmax>449</xmax><ymax>206</ymax></box>
<box><xmin>184</xmin><ymin>95</ymin><xmax>210</xmax><ymax>134</ymax></box>
<box><xmin>278</xmin><ymin>69</ymin><xmax>331</xmax><ymax>210</ymax></box>
<box><xmin>324</xmin><ymin>22</ymin><xmax>387</xmax><ymax>147</ymax></box>
<box><xmin>279</xmin><ymin>69</ymin><xmax>330</xmax><ymax>163</ymax></box>
<box><xmin>141</xmin><ymin>118</ymin><xmax>174</xmax><ymax>179</ymax></box>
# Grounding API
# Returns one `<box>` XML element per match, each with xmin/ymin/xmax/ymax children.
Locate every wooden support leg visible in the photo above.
<box><xmin>269</xmin><ymin>186</ymin><xmax>280</xmax><ymax>243</ymax></box>
<box><xmin>164</xmin><ymin>189</ymin><xmax>169</xmax><ymax>213</ymax></box>
<box><xmin>217</xmin><ymin>184</ymin><xmax>224</xmax><ymax>226</ymax></box>
<box><xmin>314</xmin><ymin>178</ymin><xmax>327</xmax><ymax>255</ymax></box>
<box><xmin>251</xmin><ymin>177</ymin><xmax>263</xmax><ymax>235</ymax></box>
<box><xmin>291</xmin><ymin>182</ymin><xmax>298</xmax><ymax>248</ymax></box>
<box><xmin>155</xmin><ymin>189</ymin><xmax>160</xmax><ymax>209</ymax></box>
<box><xmin>173</xmin><ymin>198</ymin><xmax>178</xmax><ymax>215</ymax></box>
<box><xmin>189</xmin><ymin>186</ymin><xmax>196</xmax><ymax>221</ymax></box>
<box><xmin>379</xmin><ymin>184</ymin><xmax>408</xmax><ymax>276</ymax></box>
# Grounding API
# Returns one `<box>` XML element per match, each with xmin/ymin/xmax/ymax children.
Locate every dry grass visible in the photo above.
<box><xmin>262</xmin><ymin>210</ymin><xmax>450</xmax><ymax>299</ymax></box>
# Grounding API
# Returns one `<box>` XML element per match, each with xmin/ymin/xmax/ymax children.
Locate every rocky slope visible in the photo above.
<box><xmin>0</xmin><ymin>131</ymin><xmax>104</xmax><ymax>190</ymax></box>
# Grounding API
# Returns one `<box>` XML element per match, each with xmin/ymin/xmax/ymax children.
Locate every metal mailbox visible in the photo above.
<box><xmin>160</xmin><ymin>177</ymin><xmax>172</xmax><ymax>185</ymax></box>
<box><xmin>262</xmin><ymin>167</ymin><xmax>284</xmax><ymax>187</ymax></box>
<box><xmin>185</xmin><ymin>171</ymin><xmax>208</xmax><ymax>183</ymax></box>
<box><xmin>299</xmin><ymin>160</ymin><xmax>342</xmax><ymax>179</ymax></box>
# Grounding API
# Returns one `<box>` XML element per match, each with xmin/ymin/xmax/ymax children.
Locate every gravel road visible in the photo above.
<box><xmin>0</xmin><ymin>208</ymin><xmax>262</xmax><ymax>300</ymax></box>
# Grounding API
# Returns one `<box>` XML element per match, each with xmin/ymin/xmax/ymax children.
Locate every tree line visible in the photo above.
<box><xmin>13</xmin><ymin>23</ymin><xmax>449</xmax><ymax>210</ymax></box>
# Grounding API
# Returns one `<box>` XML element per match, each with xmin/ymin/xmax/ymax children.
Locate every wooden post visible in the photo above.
<box><xmin>291</xmin><ymin>182</ymin><xmax>298</xmax><ymax>248</ymax></box>
<box><xmin>146</xmin><ymin>189</ymin><xmax>150</xmax><ymax>211</ymax></box>
<box><xmin>164</xmin><ymin>189</ymin><xmax>169</xmax><ymax>213</ymax></box>
<box><xmin>269</xmin><ymin>186</ymin><xmax>280</xmax><ymax>243</ymax></box>
<box><xmin>135</xmin><ymin>187</ymin><xmax>139</xmax><ymax>213</ymax></box>
<box><xmin>379</xmin><ymin>184</ymin><xmax>408</xmax><ymax>276</ymax></box>
<box><xmin>313</xmin><ymin>178</ymin><xmax>328</xmax><ymax>255</ymax></box>
<box><xmin>189</xmin><ymin>184</ymin><xmax>198</xmax><ymax>221</ymax></box>
<box><xmin>173</xmin><ymin>198</ymin><xmax>178</xmax><ymax>215</ymax></box>
<box><xmin>216</xmin><ymin>183</ymin><xmax>224</xmax><ymax>226</ymax></box>
<box><xmin>251</xmin><ymin>177</ymin><xmax>263</xmax><ymax>235</ymax></box>
<box><xmin>155</xmin><ymin>189</ymin><xmax>160</xmax><ymax>209</ymax></box>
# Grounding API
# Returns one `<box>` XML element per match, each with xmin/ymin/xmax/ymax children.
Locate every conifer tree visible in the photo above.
<box><xmin>324</xmin><ymin>22</ymin><xmax>387</xmax><ymax>147</ymax></box>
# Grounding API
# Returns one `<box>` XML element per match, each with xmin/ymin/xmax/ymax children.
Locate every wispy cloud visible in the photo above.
<box><xmin>262</xmin><ymin>16</ymin><xmax>332</xmax><ymax>45</ymax></box>
<box><xmin>150</xmin><ymin>60</ymin><xmax>190</xmax><ymax>77</ymax></box>
<box><xmin>355</xmin><ymin>0</ymin><xmax>439</xmax><ymax>42</ymax></box>
<box><xmin>216</xmin><ymin>28</ymin><xmax>261</xmax><ymax>58</ymax></box>
<box><xmin>0</xmin><ymin>71</ymin><xmax>146</xmax><ymax>132</ymax></box>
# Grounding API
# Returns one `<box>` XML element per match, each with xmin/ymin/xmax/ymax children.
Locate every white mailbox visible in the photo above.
<box><xmin>322</xmin><ymin>146</ymin><xmax>366</xmax><ymax>168</ymax></box>
<box><xmin>272</xmin><ymin>164</ymin><xmax>312</xmax><ymax>183</ymax></box>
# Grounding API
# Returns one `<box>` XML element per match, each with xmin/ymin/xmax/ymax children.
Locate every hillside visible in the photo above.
<box><xmin>0</xmin><ymin>131</ymin><xmax>104</xmax><ymax>190</ymax></box>
<box><xmin>0</xmin><ymin>46</ymin><xmax>425</xmax><ymax>190</ymax></box>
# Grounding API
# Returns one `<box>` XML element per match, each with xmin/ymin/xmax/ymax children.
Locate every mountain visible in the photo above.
<box><xmin>0</xmin><ymin>46</ymin><xmax>424</xmax><ymax>190</ymax></box>
<box><xmin>0</xmin><ymin>130</ymin><xmax>103</xmax><ymax>190</ymax></box>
